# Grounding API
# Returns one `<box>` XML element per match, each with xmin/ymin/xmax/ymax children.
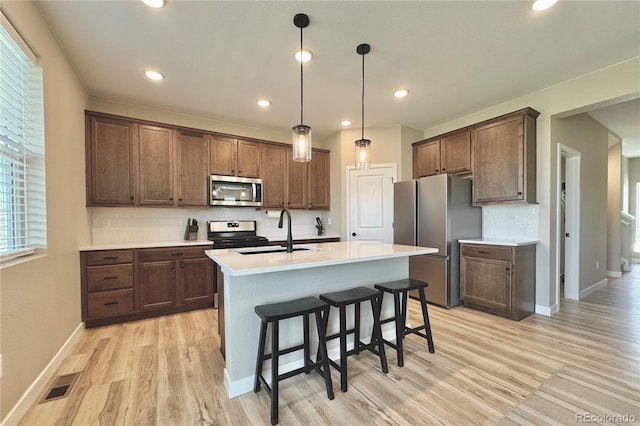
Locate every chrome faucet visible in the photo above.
<box><xmin>278</xmin><ymin>208</ymin><xmax>293</xmax><ymax>253</ymax></box>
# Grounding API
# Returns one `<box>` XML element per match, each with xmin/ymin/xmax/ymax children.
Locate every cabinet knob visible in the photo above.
<box><xmin>238</xmin><ymin>170</ymin><xmax>242</xmax><ymax>174</ymax></box>
<box><xmin>436</xmin><ymin>169</ymin><xmax>439</xmax><ymax>173</ymax></box>
<box><xmin>178</xmin><ymin>198</ymin><xmax>182</xmax><ymax>202</ymax></box>
<box><xmin>517</xmin><ymin>192</ymin><xmax>523</xmax><ymax>195</ymax></box>
<box><xmin>442</xmin><ymin>168</ymin><xmax>446</xmax><ymax>171</ymax></box>
<box><xmin>169</xmin><ymin>198</ymin><xmax>173</xmax><ymax>201</ymax></box>
<box><xmin>130</xmin><ymin>196</ymin><xmax>134</xmax><ymax>200</ymax></box>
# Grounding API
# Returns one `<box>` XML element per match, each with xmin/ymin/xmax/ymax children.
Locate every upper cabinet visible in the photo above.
<box><xmin>138</xmin><ymin>124</ymin><xmax>174</xmax><ymax>206</ymax></box>
<box><xmin>472</xmin><ymin>108</ymin><xmax>538</xmax><ymax>205</ymax></box>
<box><xmin>210</xmin><ymin>136</ymin><xmax>260</xmax><ymax>178</ymax></box>
<box><xmin>86</xmin><ymin>114</ymin><xmax>136</xmax><ymax>206</ymax></box>
<box><xmin>85</xmin><ymin>111</ymin><xmax>330</xmax><ymax>210</ymax></box>
<box><xmin>176</xmin><ymin>131</ymin><xmax>209</xmax><ymax>206</ymax></box>
<box><xmin>413</xmin><ymin>129</ymin><xmax>471</xmax><ymax>178</ymax></box>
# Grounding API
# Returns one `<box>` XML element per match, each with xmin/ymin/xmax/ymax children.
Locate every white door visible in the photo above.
<box><xmin>347</xmin><ymin>164</ymin><xmax>396</xmax><ymax>243</ymax></box>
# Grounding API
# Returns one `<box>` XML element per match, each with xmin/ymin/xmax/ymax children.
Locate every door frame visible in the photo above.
<box><xmin>346</xmin><ymin>163</ymin><xmax>397</xmax><ymax>242</ymax></box>
<box><xmin>556</xmin><ymin>143</ymin><xmax>581</xmax><ymax>305</ymax></box>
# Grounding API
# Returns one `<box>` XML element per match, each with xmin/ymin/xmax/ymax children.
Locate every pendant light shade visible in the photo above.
<box><xmin>292</xmin><ymin>13</ymin><xmax>312</xmax><ymax>162</ymax></box>
<box><xmin>355</xmin><ymin>43</ymin><xmax>371</xmax><ymax>169</ymax></box>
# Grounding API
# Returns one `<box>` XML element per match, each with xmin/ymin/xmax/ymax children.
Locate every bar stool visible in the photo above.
<box><xmin>319</xmin><ymin>287</ymin><xmax>388</xmax><ymax>392</ymax></box>
<box><xmin>254</xmin><ymin>296</ymin><xmax>334</xmax><ymax>425</ymax></box>
<box><xmin>374</xmin><ymin>279</ymin><xmax>435</xmax><ymax>367</ymax></box>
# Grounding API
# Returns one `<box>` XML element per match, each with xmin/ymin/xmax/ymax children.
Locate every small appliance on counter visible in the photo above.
<box><xmin>206</xmin><ymin>220</ymin><xmax>269</xmax><ymax>248</ymax></box>
<box><xmin>184</xmin><ymin>218</ymin><xmax>199</xmax><ymax>240</ymax></box>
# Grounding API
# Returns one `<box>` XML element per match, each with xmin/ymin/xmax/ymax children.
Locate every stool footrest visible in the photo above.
<box><xmin>261</xmin><ymin>342</ymin><xmax>306</xmax><ymax>361</ymax></box>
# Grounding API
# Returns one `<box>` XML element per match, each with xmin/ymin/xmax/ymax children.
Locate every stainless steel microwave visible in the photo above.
<box><xmin>209</xmin><ymin>175</ymin><xmax>263</xmax><ymax>207</ymax></box>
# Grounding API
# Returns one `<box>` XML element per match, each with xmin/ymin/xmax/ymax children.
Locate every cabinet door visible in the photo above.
<box><xmin>413</xmin><ymin>140</ymin><xmax>440</xmax><ymax>178</ymax></box>
<box><xmin>472</xmin><ymin>115</ymin><xmax>524</xmax><ymax>204</ymax></box>
<box><xmin>261</xmin><ymin>144</ymin><xmax>286</xmax><ymax>208</ymax></box>
<box><xmin>440</xmin><ymin>130</ymin><xmax>471</xmax><ymax>174</ymax></box>
<box><xmin>87</xmin><ymin>114</ymin><xmax>136</xmax><ymax>205</ymax></box>
<box><xmin>210</xmin><ymin>136</ymin><xmax>236</xmax><ymax>176</ymax></box>
<box><xmin>176</xmin><ymin>131</ymin><xmax>209</xmax><ymax>206</ymax></box>
<box><xmin>236</xmin><ymin>139</ymin><xmax>261</xmax><ymax>178</ymax></box>
<box><xmin>286</xmin><ymin>149</ymin><xmax>308</xmax><ymax>209</ymax></box>
<box><xmin>308</xmin><ymin>150</ymin><xmax>330</xmax><ymax>210</ymax></box>
<box><xmin>139</xmin><ymin>261</ymin><xmax>177</xmax><ymax>310</ymax></box>
<box><xmin>179</xmin><ymin>258</ymin><xmax>213</xmax><ymax>305</ymax></box>
<box><xmin>139</xmin><ymin>125</ymin><xmax>174</xmax><ymax>205</ymax></box>
<box><xmin>461</xmin><ymin>256</ymin><xmax>511</xmax><ymax>312</ymax></box>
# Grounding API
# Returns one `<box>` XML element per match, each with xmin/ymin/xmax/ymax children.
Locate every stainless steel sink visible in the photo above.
<box><xmin>234</xmin><ymin>246</ymin><xmax>318</xmax><ymax>255</ymax></box>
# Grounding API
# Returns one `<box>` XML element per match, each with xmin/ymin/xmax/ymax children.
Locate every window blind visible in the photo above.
<box><xmin>0</xmin><ymin>12</ymin><xmax>46</xmax><ymax>260</ymax></box>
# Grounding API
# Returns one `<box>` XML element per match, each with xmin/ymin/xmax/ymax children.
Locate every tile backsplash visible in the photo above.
<box><xmin>482</xmin><ymin>204</ymin><xmax>539</xmax><ymax>240</ymax></box>
<box><xmin>91</xmin><ymin>207</ymin><xmax>329</xmax><ymax>244</ymax></box>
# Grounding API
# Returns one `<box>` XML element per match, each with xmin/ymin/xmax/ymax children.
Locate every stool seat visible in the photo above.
<box><xmin>319</xmin><ymin>286</ymin><xmax>388</xmax><ymax>392</ymax></box>
<box><xmin>374</xmin><ymin>278</ymin><xmax>428</xmax><ymax>293</ymax></box>
<box><xmin>255</xmin><ymin>296</ymin><xmax>328</xmax><ymax>321</ymax></box>
<box><xmin>254</xmin><ymin>296</ymin><xmax>334</xmax><ymax>425</ymax></box>
<box><xmin>374</xmin><ymin>278</ymin><xmax>435</xmax><ymax>367</ymax></box>
<box><xmin>320</xmin><ymin>286</ymin><xmax>380</xmax><ymax>306</ymax></box>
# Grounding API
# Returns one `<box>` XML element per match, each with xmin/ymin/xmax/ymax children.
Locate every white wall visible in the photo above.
<box><xmin>608</xmin><ymin>143</ymin><xmax>623</xmax><ymax>274</ymax></box>
<box><xmin>0</xmin><ymin>1</ymin><xmax>90</xmax><ymax>420</ymax></box>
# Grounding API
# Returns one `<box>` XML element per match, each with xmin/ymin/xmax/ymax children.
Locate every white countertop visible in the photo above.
<box><xmin>206</xmin><ymin>241</ymin><xmax>438</xmax><ymax>276</ymax></box>
<box><xmin>458</xmin><ymin>238</ymin><xmax>539</xmax><ymax>247</ymax></box>
<box><xmin>79</xmin><ymin>240</ymin><xmax>213</xmax><ymax>251</ymax></box>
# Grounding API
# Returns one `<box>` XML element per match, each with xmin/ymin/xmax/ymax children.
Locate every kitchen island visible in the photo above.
<box><xmin>206</xmin><ymin>241</ymin><xmax>437</xmax><ymax>398</ymax></box>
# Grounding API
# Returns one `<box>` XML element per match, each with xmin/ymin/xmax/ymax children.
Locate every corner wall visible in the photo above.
<box><xmin>608</xmin><ymin>143</ymin><xmax>623</xmax><ymax>275</ymax></box>
<box><xmin>0</xmin><ymin>1</ymin><xmax>90</xmax><ymax>420</ymax></box>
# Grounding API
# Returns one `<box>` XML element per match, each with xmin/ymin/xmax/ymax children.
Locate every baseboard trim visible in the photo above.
<box><xmin>1</xmin><ymin>322</ymin><xmax>85</xmax><ymax>426</ymax></box>
<box><xmin>535</xmin><ymin>304</ymin><xmax>556</xmax><ymax>316</ymax></box>
<box><xmin>606</xmin><ymin>270</ymin><xmax>622</xmax><ymax>278</ymax></box>
<box><xmin>579</xmin><ymin>278</ymin><xmax>608</xmax><ymax>299</ymax></box>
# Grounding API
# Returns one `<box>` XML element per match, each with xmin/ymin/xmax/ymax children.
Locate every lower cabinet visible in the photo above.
<box><xmin>81</xmin><ymin>244</ymin><xmax>214</xmax><ymax>327</ymax></box>
<box><xmin>460</xmin><ymin>243</ymin><xmax>535</xmax><ymax>320</ymax></box>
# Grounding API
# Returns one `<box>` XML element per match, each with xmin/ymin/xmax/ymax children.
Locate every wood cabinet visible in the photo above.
<box><xmin>286</xmin><ymin>148</ymin><xmax>308</xmax><ymax>209</ymax></box>
<box><xmin>210</xmin><ymin>136</ymin><xmax>261</xmax><ymax>178</ymax></box>
<box><xmin>260</xmin><ymin>143</ymin><xmax>287</xmax><ymax>208</ymax></box>
<box><xmin>413</xmin><ymin>129</ymin><xmax>471</xmax><ymax>179</ymax></box>
<box><xmin>308</xmin><ymin>150</ymin><xmax>330</xmax><ymax>210</ymax></box>
<box><xmin>80</xmin><ymin>244</ymin><xmax>213</xmax><ymax>328</ymax></box>
<box><xmin>138</xmin><ymin>124</ymin><xmax>174</xmax><ymax>205</ymax></box>
<box><xmin>460</xmin><ymin>243</ymin><xmax>535</xmax><ymax>320</ymax></box>
<box><xmin>86</xmin><ymin>114</ymin><xmax>136</xmax><ymax>206</ymax></box>
<box><xmin>472</xmin><ymin>108</ymin><xmax>538</xmax><ymax>205</ymax></box>
<box><xmin>176</xmin><ymin>130</ymin><xmax>209</xmax><ymax>206</ymax></box>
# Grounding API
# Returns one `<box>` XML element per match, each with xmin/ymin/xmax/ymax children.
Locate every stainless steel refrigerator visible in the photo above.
<box><xmin>394</xmin><ymin>174</ymin><xmax>481</xmax><ymax>307</ymax></box>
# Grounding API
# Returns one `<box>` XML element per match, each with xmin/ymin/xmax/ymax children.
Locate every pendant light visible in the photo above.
<box><xmin>355</xmin><ymin>43</ymin><xmax>371</xmax><ymax>169</ymax></box>
<box><xmin>292</xmin><ymin>13</ymin><xmax>312</xmax><ymax>162</ymax></box>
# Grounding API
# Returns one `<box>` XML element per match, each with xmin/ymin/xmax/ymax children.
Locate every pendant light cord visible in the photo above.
<box><xmin>300</xmin><ymin>25</ymin><xmax>304</xmax><ymax>125</ymax></box>
<box><xmin>361</xmin><ymin>50</ymin><xmax>365</xmax><ymax>141</ymax></box>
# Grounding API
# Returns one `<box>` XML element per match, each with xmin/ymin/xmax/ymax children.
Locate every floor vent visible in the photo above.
<box><xmin>39</xmin><ymin>372</ymin><xmax>81</xmax><ymax>403</ymax></box>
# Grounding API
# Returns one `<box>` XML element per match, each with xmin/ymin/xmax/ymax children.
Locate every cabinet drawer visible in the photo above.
<box><xmin>138</xmin><ymin>246</ymin><xmax>209</xmax><ymax>262</ymax></box>
<box><xmin>86</xmin><ymin>264</ymin><xmax>133</xmax><ymax>292</ymax></box>
<box><xmin>461</xmin><ymin>245</ymin><xmax>512</xmax><ymax>261</ymax></box>
<box><xmin>87</xmin><ymin>289</ymin><xmax>134</xmax><ymax>319</ymax></box>
<box><xmin>86</xmin><ymin>250</ymin><xmax>134</xmax><ymax>266</ymax></box>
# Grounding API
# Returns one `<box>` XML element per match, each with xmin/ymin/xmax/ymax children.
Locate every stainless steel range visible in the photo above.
<box><xmin>207</xmin><ymin>220</ymin><xmax>269</xmax><ymax>248</ymax></box>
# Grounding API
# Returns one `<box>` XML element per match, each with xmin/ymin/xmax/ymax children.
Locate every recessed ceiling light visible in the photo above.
<box><xmin>145</xmin><ymin>70</ymin><xmax>164</xmax><ymax>81</ymax></box>
<box><xmin>295</xmin><ymin>49</ymin><xmax>312</xmax><ymax>62</ymax></box>
<box><xmin>532</xmin><ymin>0</ymin><xmax>557</xmax><ymax>11</ymax></box>
<box><xmin>257</xmin><ymin>99</ymin><xmax>271</xmax><ymax>107</ymax></box>
<box><xmin>340</xmin><ymin>120</ymin><xmax>352</xmax><ymax>126</ymax></box>
<box><xmin>394</xmin><ymin>89</ymin><xmax>409</xmax><ymax>98</ymax></box>
<box><xmin>142</xmin><ymin>0</ymin><xmax>166</xmax><ymax>8</ymax></box>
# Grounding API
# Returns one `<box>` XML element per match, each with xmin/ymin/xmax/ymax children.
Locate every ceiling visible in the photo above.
<box><xmin>34</xmin><ymin>1</ymin><xmax>639</xmax><ymax>156</ymax></box>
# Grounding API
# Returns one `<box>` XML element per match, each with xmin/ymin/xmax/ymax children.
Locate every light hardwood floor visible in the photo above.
<box><xmin>19</xmin><ymin>269</ymin><xmax>639</xmax><ymax>425</ymax></box>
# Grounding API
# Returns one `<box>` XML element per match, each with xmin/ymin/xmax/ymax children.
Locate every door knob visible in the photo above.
<box><xmin>352</xmin><ymin>232</ymin><xmax>357</xmax><ymax>237</ymax></box>
<box><xmin>565</xmin><ymin>233</ymin><xmax>570</xmax><ymax>237</ymax></box>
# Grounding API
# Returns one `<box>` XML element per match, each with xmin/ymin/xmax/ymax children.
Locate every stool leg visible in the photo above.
<box><xmin>371</xmin><ymin>295</ymin><xmax>388</xmax><ymax>374</ymax></box>
<box><xmin>254</xmin><ymin>320</ymin><xmax>267</xmax><ymax>392</ymax></box>
<box><xmin>303</xmin><ymin>313</ymin><xmax>311</xmax><ymax>373</ymax></box>
<box><xmin>354</xmin><ymin>301</ymin><xmax>361</xmax><ymax>354</ymax></box>
<box><xmin>270</xmin><ymin>321</ymin><xmax>279</xmax><ymax>425</ymax></box>
<box><xmin>418</xmin><ymin>287</ymin><xmax>435</xmax><ymax>353</ymax></box>
<box><xmin>315</xmin><ymin>308</ymin><xmax>335</xmax><ymax>400</ymax></box>
<box><xmin>339</xmin><ymin>305</ymin><xmax>348</xmax><ymax>392</ymax></box>
<box><xmin>393</xmin><ymin>292</ymin><xmax>404</xmax><ymax>367</ymax></box>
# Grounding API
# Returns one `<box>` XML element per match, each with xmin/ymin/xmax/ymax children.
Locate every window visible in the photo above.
<box><xmin>0</xmin><ymin>12</ymin><xmax>46</xmax><ymax>261</ymax></box>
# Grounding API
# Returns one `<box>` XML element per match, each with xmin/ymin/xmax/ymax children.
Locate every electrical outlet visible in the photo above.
<box><xmin>596</xmin><ymin>261</ymin><xmax>599</xmax><ymax>269</ymax></box>
<box><xmin>327</xmin><ymin>217</ymin><xmax>332</xmax><ymax>225</ymax></box>
<box><xmin>102</xmin><ymin>218</ymin><xmax>111</xmax><ymax>228</ymax></box>
<box><xmin>515</xmin><ymin>215</ymin><xmax>531</xmax><ymax>225</ymax></box>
